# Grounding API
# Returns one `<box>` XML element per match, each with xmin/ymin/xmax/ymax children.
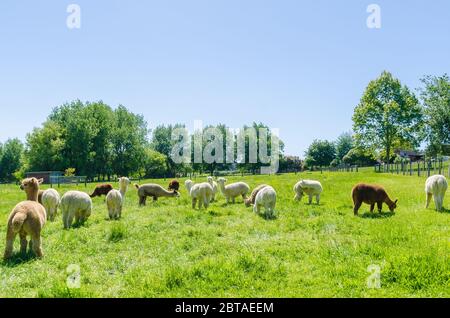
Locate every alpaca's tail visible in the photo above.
<box><xmin>134</xmin><ymin>184</ymin><xmax>140</xmax><ymax>190</ymax></box>
<box><xmin>11</xmin><ymin>212</ymin><xmax>27</xmax><ymax>233</ymax></box>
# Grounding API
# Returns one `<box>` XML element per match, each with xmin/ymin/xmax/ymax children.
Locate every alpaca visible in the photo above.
<box><xmin>245</xmin><ymin>184</ymin><xmax>269</xmax><ymax>207</ymax></box>
<box><xmin>425</xmin><ymin>175</ymin><xmax>448</xmax><ymax>211</ymax></box>
<box><xmin>41</xmin><ymin>188</ymin><xmax>61</xmax><ymax>221</ymax></box>
<box><xmin>106</xmin><ymin>177</ymin><xmax>131</xmax><ymax>220</ymax></box>
<box><xmin>168</xmin><ymin>180</ymin><xmax>180</xmax><ymax>191</ymax></box>
<box><xmin>294</xmin><ymin>180</ymin><xmax>323</xmax><ymax>204</ymax></box>
<box><xmin>185</xmin><ymin>180</ymin><xmax>214</xmax><ymax>209</ymax></box>
<box><xmin>4</xmin><ymin>178</ymin><xmax>46</xmax><ymax>260</ymax></box>
<box><xmin>207</xmin><ymin>176</ymin><xmax>219</xmax><ymax>202</ymax></box>
<box><xmin>61</xmin><ymin>191</ymin><xmax>93</xmax><ymax>229</ymax></box>
<box><xmin>253</xmin><ymin>186</ymin><xmax>277</xmax><ymax>218</ymax></box>
<box><xmin>216</xmin><ymin>178</ymin><xmax>250</xmax><ymax>204</ymax></box>
<box><xmin>38</xmin><ymin>190</ymin><xmax>44</xmax><ymax>204</ymax></box>
<box><xmin>90</xmin><ymin>184</ymin><xmax>113</xmax><ymax>198</ymax></box>
<box><xmin>134</xmin><ymin>183</ymin><xmax>180</xmax><ymax>206</ymax></box>
<box><xmin>352</xmin><ymin>183</ymin><xmax>397</xmax><ymax>215</ymax></box>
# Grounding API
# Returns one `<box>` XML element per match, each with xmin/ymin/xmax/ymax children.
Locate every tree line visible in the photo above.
<box><xmin>304</xmin><ymin>72</ymin><xmax>449</xmax><ymax>170</ymax></box>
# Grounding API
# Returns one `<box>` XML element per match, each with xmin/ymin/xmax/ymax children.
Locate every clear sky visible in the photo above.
<box><xmin>0</xmin><ymin>0</ymin><xmax>449</xmax><ymax>157</ymax></box>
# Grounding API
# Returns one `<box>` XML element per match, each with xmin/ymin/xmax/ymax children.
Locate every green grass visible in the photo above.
<box><xmin>0</xmin><ymin>170</ymin><xmax>449</xmax><ymax>298</ymax></box>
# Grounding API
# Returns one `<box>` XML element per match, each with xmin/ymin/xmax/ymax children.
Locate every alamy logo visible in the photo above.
<box><xmin>67</xmin><ymin>4</ymin><xmax>81</xmax><ymax>29</ymax></box>
<box><xmin>367</xmin><ymin>4</ymin><xmax>381</xmax><ymax>29</ymax></box>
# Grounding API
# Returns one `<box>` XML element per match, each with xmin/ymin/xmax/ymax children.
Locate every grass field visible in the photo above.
<box><xmin>0</xmin><ymin>170</ymin><xmax>448</xmax><ymax>298</ymax></box>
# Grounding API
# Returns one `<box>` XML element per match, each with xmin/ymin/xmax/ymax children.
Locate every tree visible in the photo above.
<box><xmin>143</xmin><ymin>148</ymin><xmax>169</xmax><ymax>178</ymax></box>
<box><xmin>342</xmin><ymin>148</ymin><xmax>377</xmax><ymax>166</ymax></box>
<box><xmin>0</xmin><ymin>139</ymin><xmax>24</xmax><ymax>182</ymax></box>
<box><xmin>419</xmin><ymin>74</ymin><xmax>450</xmax><ymax>155</ymax></box>
<box><xmin>304</xmin><ymin>139</ymin><xmax>336</xmax><ymax>167</ymax></box>
<box><xmin>335</xmin><ymin>132</ymin><xmax>354</xmax><ymax>162</ymax></box>
<box><xmin>352</xmin><ymin>71</ymin><xmax>423</xmax><ymax>171</ymax></box>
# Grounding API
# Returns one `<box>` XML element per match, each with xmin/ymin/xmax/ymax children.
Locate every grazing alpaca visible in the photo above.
<box><xmin>207</xmin><ymin>176</ymin><xmax>219</xmax><ymax>202</ymax></box>
<box><xmin>90</xmin><ymin>184</ymin><xmax>113</xmax><ymax>198</ymax></box>
<box><xmin>294</xmin><ymin>180</ymin><xmax>323</xmax><ymax>204</ymax></box>
<box><xmin>425</xmin><ymin>175</ymin><xmax>448</xmax><ymax>211</ymax></box>
<box><xmin>134</xmin><ymin>183</ymin><xmax>180</xmax><ymax>206</ymax></box>
<box><xmin>41</xmin><ymin>188</ymin><xmax>61</xmax><ymax>221</ymax></box>
<box><xmin>352</xmin><ymin>183</ymin><xmax>397</xmax><ymax>215</ymax></box>
<box><xmin>185</xmin><ymin>180</ymin><xmax>214</xmax><ymax>210</ymax></box>
<box><xmin>216</xmin><ymin>178</ymin><xmax>250</xmax><ymax>204</ymax></box>
<box><xmin>253</xmin><ymin>186</ymin><xmax>277</xmax><ymax>218</ymax></box>
<box><xmin>245</xmin><ymin>184</ymin><xmax>269</xmax><ymax>207</ymax></box>
<box><xmin>168</xmin><ymin>180</ymin><xmax>180</xmax><ymax>191</ymax></box>
<box><xmin>106</xmin><ymin>177</ymin><xmax>131</xmax><ymax>220</ymax></box>
<box><xmin>61</xmin><ymin>191</ymin><xmax>93</xmax><ymax>229</ymax></box>
<box><xmin>4</xmin><ymin>178</ymin><xmax>46</xmax><ymax>260</ymax></box>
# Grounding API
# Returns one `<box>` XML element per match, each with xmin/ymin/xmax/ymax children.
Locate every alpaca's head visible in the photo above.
<box><xmin>185</xmin><ymin>180</ymin><xmax>193</xmax><ymax>192</ymax></box>
<box><xmin>207</xmin><ymin>176</ymin><xmax>214</xmax><ymax>182</ymax></box>
<box><xmin>244</xmin><ymin>198</ymin><xmax>252</xmax><ymax>207</ymax></box>
<box><xmin>20</xmin><ymin>177</ymin><xmax>43</xmax><ymax>192</ymax></box>
<box><xmin>172</xmin><ymin>190</ymin><xmax>180</xmax><ymax>198</ymax></box>
<box><xmin>118</xmin><ymin>177</ymin><xmax>131</xmax><ymax>190</ymax></box>
<box><xmin>168</xmin><ymin>180</ymin><xmax>180</xmax><ymax>191</ymax></box>
<box><xmin>388</xmin><ymin>199</ymin><xmax>398</xmax><ymax>212</ymax></box>
<box><xmin>217</xmin><ymin>177</ymin><xmax>227</xmax><ymax>185</ymax></box>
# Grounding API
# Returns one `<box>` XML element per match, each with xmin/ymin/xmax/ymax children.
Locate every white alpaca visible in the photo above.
<box><xmin>207</xmin><ymin>176</ymin><xmax>219</xmax><ymax>202</ymax></box>
<box><xmin>41</xmin><ymin>188</ymin><xmax>61</xmax><ymax>221</ymax></box>
<box><xmin>185</xmin><ymin>180</ymin><xmax>214</xmax><ymax>209</ymax></box>
<box><xmin>60</xmin><ymin>191</ymin><xmax>93</xmax><ymax>229</ymax></box>
<box><xmin>253</xmin><ymin>186</ymin><xmax>277</xmax><ymax>218</ymax></box>
<box><xmin>294</xmin><ymin>179</ymin><xmax>323</xmax><ymax>204</ymax></box>
<box><xmin>106</xmin><ymin>177</ymin><xmax>131</xmax><ymax>220</ymax></box>
<box><xmin>216</xmin><ymin>177</ymin><xmax>250</xmax><ymax>204</ymax></box>
<box><xmin>425</xmin><ymin>175</ymin><xmax>448</xmax><ymax>211</ymax></box>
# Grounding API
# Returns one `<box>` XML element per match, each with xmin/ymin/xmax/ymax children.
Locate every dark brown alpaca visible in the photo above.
<box><xmin>168</xmin><ymin>180</ymin><xmax>180</xmax><ymax>191</ymax></box>
<box><xmin>90</xmin><ymin>184</ymin><xmax>113</xmax><ymax>198</ymax></box>
<box><xmin>352</xmin><ymin>183</ymin><xmax>398</xmax><ymax>215</ymax></box>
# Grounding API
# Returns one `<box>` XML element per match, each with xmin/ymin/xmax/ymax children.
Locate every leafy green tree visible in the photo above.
<box><xmin>352</xmin><ymin>71</ymin><xmax>423</xmax><ymax>171</ymax></box>
<box><xmin>0</xmin><ymin>139</ymin><xmax>24</xmax><ymax>181</ymax></box>
<box><xmin>304</xmin><ymin>139</ymin><xmax>336</xmax><ymax>167</ymax></box>
<box><xmin>342</xmin><ymin>148</ymin><xmax>377</xmax><ymax>166</ymax></box>
<box><xmin>419</xmin><ymin>74</ymin><xmax>450</xmax><ymax>155</ymax></box>
<box><xmin>335</xmin><ymin>132</ymin><xmax>354</xmax><ymax>161</ymax></box>
<box><xmin>144</xmin><ymin>148</ymin><xmax>169</xmax><ymax>178</ymax></box>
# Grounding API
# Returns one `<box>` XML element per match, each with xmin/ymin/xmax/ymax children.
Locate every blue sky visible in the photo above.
<box><xmin>0</xmin><ymin>0</ymin><xmax>449</xmax><ymax>156</ymax></box>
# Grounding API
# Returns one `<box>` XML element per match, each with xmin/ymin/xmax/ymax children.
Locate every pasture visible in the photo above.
<box><xmin>0</xmin><ymin>170</ymin><xmax>448</xmax><ymax>298</ymax></box>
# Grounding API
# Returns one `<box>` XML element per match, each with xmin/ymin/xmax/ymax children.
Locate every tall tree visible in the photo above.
<box><xmin>0</xmin><ymin>139</ymin><xmax>24</xmax><ymax>181</ymax></box>
<box><xmin>352</xmin><ymin>71</ymin><xmax>423</xmax><ymax>170</ymax></box>
<box><xmin>419</xmin><ymin>74</ymin><xmax>450</xmax><ymax>155</ymax></box>
<box><xmin>335</xmin><ymin>132</ymin><xmax>354</xmax><ymax>161</ymax></box>
<box><xmin>304</xmin><ymin>139</ymin><xmax>336</xmax><ymax>167</ymax></box>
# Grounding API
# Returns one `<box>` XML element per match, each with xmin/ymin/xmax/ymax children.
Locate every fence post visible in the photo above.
<box><xmin>409</xmin><ymin>161</ymin><xmax>412</xmax><ymax>176</ymax></box>
<box><xmin>418</xmin><ymin>161</ymin><xmax>420</xmax><ymax>177</ymax></box>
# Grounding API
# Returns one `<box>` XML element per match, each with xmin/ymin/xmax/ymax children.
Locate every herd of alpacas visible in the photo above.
<box><xmin>2</xmin><ymin>174</ymin><xmax>448</xmax><ymax>260</ymax></box>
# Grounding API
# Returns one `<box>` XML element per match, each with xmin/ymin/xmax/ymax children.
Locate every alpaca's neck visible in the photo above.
<box><xmin>161</xmin><ymin>189</ymin><xmax>176</xmax><ymax>197</ymax></box>
<box><xmin>186</xmin><ymin>183</ymin><xmax>193</xmax><ymax>194</ymax></box>
<box><xmin>26</xmin><ymin>188</ymin><xmax>39</xmax><ymax>202</ymax></box>
<box><xmin>119</xmin><ymin>185</ymin><xmax>128</xmax><ymax>198</ymax></box>
<box><xmin>384</xmin><ymin>196</ymin><xmax>394</xmax><ymax>207</ymax></box>
<box><xmin>218</xmin><ymin>182</ymin><xmax>226</xmax><ymax>194</ymax></box>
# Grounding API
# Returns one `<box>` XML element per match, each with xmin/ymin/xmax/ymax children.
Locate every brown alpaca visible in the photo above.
<box><xmin>135</xmin><ymin>183</ymin><xmax>180</xmax><ymax>206</ymax></box>
<box><xmin>4</xmin><ymin>178</ymin><xmax>47</xmax><ymax>260</ymax></box>
<box><xmin>352</xmin><ymin>183</ymin><xmax>398</xmax><ymax>215</ymax></box>
<box><xmin>90</xmin><ymin>184</ymin><xmax>113</xmax><ymax>198</ymax></box>
<box><xmin>245</xmin><ymin>184</ymin><xmax>269</xmax><ymax>207</ymax></box>
<box><xmin>168</xmin><ymin>180</ymin><xmax>180</xmax><ymax>191</ymax></box>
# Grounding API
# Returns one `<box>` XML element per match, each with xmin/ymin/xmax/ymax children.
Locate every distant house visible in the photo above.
<box><xmin>25</xmin><ymin>171</ymin><xmax>64</xmax><ymax>184</ymax></box>
<box><xmin>395</xmin><ymin>150</ymin><xmax>424</xmax><ymax>162</ymax></box>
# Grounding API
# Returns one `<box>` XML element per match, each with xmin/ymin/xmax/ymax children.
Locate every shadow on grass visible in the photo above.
<box><xmin>2</xmin><ymin>252</ymin><xmax>39</xmax><ymax>268</ymax></box>
<box><xmin>361</xmin><ymin>211</ymin><xmax>395</xmax><ymax>219</ymax></box>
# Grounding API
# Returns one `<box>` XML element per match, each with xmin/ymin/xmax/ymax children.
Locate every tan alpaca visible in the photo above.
<box><xmin>4</xmin><ymin>178</ymin><xmax>47</xmax><ymax>260</ymax></box>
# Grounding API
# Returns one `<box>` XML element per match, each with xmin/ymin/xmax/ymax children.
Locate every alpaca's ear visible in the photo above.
<box><xmin>37</xmin><ymin>178</ymin><xmax>44</xmax><ymax>184</ymax></box>
<box><xmin>395</xmin><ymin>199</ymin><xmax>398</xmax><ymax>204</ymax></box>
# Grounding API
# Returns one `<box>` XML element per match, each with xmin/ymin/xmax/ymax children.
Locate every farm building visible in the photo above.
<box><xmin>25</xmin><ymin>171</ymin><xmax>63</xmax><ymax>184</ymax></box>
<box><xmin>395</xmin><ymin>150</ymin><xmax>424</xmax><ymax>162</ymax></box>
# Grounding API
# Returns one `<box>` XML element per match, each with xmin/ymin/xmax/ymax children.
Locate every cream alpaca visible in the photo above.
<box><xmin>4</xmin><ymin>178</ymin><xmax>46</xmax><ymax>260</ymax></box>
<box><xmin>253</xmin><ymin>186</ymin><xmax>277</xmax><ymax>218</ymax></box>
<box><xmin>245</xmin><ymin>184</ymin><xmax>269</xmax><ymax>207</ymax></box>
<box><xmin>216</xmin><ymin>178</ymin><xmax>250</xmax><ymax>204</ymax></box>
<box><xmin>61</xmin><ymin>191</ymin><xmax>93</xmax><ymax>229</ymax></box>
<box><xmin>106</xmin><ymin>177</ymin><xmax>131</xmax><ymax>219</ymax></box>
<box><xmin>185</xmin><ymin>180</ymin><xmax>214</xmax><ymax>209</ymax></box>
<box><xmin>207</xmin><ymin>176</ymin><xmax>219</xmax><ymax>202</ymax></box>
<box><xmin>425</xmin><ymin>175</ymin><xmax>448</xmax><ymax>211</ymax></box>
<box><xmin>294</xmin><ymin>179</ymin><xmax>323</xmax><ymax>204</ymax></box>
<box><xmin>41</xmin><ymin>188</ymin><xmax>61</xmax><ymax>221</ymax></box>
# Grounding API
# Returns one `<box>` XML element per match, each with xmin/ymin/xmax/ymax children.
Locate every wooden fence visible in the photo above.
<box><xmin>374</xmin><ymin>158</ymin><xmax>450</xmax><ymax>178</ymax></box>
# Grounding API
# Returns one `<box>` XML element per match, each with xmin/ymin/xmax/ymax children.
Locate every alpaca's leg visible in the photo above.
<box><xmin>316</xmin><ymin>195</ymin><xmax>320</xmax><ymax>205</ymax></box>
<box><xmin>19</xmin><ymin>232</ymin><xmax>28</xmax><ymax>254</ymax></box>
<box><xmin>426</xmin><ymin>193</ymin><xmax>432</xmax><ymax>209</ymax></box>
<box><xmin>232</xmin><ymin>197</ymin><xmax>236</xmax><ymax>204</ymax></box>
<box><xmin>153</xmin><ymin>196</ymin><xmax>158</xmax><ymax>201</ymax></box>
<box><xmin>31</xmin><ymin>234</ymin><xmax>43</xmax><ymax>258</ymax></box>
<box><xmin>353</xmin><ymin>201</ymin><xmax>362</xmax><ymax>216</ymax></box>
<box><xmin>308</xmin><ymin>195</ymin><xmax>313</xmax><ymax>205</ymax></box>
<box><xmin>253</xmin><ymin>203</ymin><xmax>260</xmax><ymax>214</ymax></box>
<box><xmin>66</xmin><ymin>213</ymin><xmax>75</xmax><ymax>229</ymax></box>
<box><xmin>370</xmin><ymin>203</ymin><xmax>375</xmax><ymax>213</ymax></box>
<box><xmin>4</xmin><ymin>228</ymin><xmax>16</xmax><ymax>260</ymax></box>
<box><xmin>433</xmin><ymin>195</ymin><xmax>440</xmax><ymax>211</ymax></box>
<box><xmin>377</xmin><ymin>201</ymin><xmax>383</xmax><ymax>212</ymax></box>
<box><xmin>192</xmin><ymin>198</ymin><xmax>197</xmax><ymax>209</ymax></box>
